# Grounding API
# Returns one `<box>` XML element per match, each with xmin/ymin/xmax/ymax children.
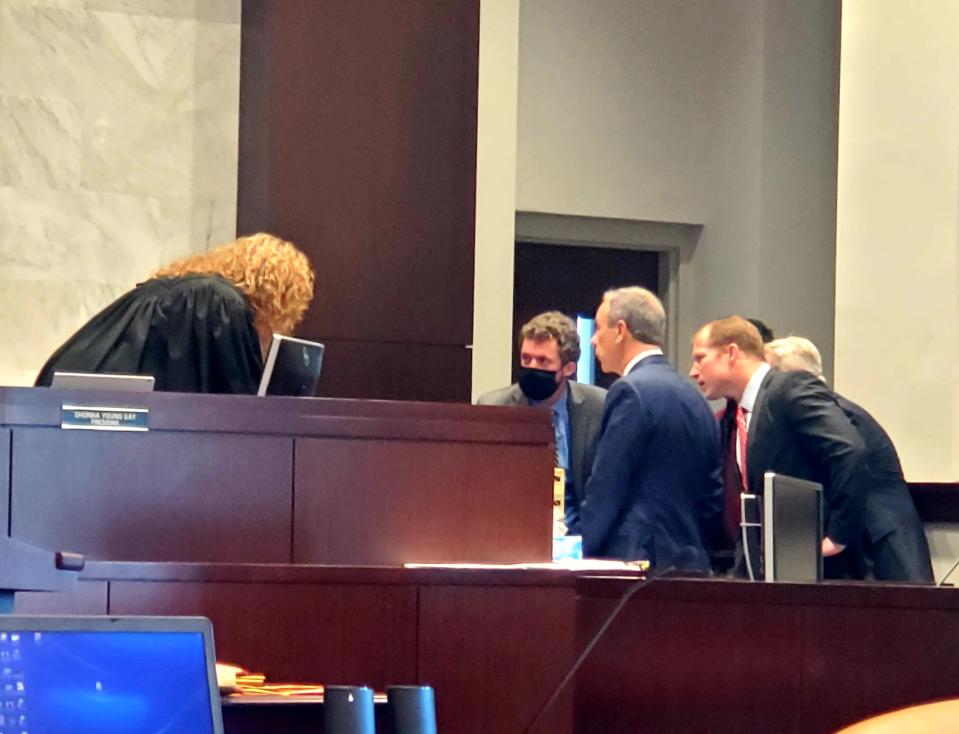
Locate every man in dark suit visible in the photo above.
<box><xmin>765</xmin><ymin>336</ymin><xmax>933</xmax><ymax>583</ymax></box>
<box><xmin>580</xmin><ymin>288</ymin><xmax>723</xmax><ymax>570</ymax></box>
<box><xmin>477</xmin><ymin>311</ymin><xmax>606</xmax><ymax>534</ymax></box>
<box><xmin>689</xmin><ymin>317</ymin><xmax>867</xmax><ymax>579</ymax></box>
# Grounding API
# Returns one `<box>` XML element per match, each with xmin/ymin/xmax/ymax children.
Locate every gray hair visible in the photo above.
<box><xmin>765</xmin><ymin>336</ymin><xmax>825</xmax><ymax>382</ymax></box>
<box><xmin>602</xmin><ymin>287</ymin><xmax>666</xmax><ymax>347</ymax></box>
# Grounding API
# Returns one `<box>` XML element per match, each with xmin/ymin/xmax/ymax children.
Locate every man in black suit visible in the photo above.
<box><xmin>689</xmin><ymin>316</ymin><xmax>867</xmax><ymax>579</ymax></box>
<box><xmin>477</xmin><ymin>311</ymin><xmax>606</xmax><ymax>534</ymax></box>
<box><xmin>765</xmin><ymin>336</ymin><xmax>933</xmax><ymax>583</ymax></box>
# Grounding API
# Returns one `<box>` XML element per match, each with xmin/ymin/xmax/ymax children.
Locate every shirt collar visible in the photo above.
<box><xmin>530</xmin><ymin>381</ymin><xmax>570</xmax><ymax>415</ymax></box>
<box><xmin>623</xmin><ymin>348</ymin><xmax>664</xmax><ymax>376</ymax></box>
<box><xmin>740</xmin><ymin>362</ymin><xmax>771</xmax><ymax>413</ymax></box>
<box><xmin>551</xmin><ymin>387</ymin><xmax>570</xmax><ymax>419</ymax></box>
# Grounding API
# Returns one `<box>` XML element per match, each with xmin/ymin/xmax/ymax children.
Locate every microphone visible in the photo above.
<box><xmin>522</xmin><ymin>550</ymin><xmax>698</xmax><ymax>734</ymax></box>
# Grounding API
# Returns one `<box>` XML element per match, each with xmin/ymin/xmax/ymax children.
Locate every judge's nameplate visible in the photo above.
<box><xmin>61</xmin><ymin>405</ymin><xmax>149</xmax><ymax>432</ymax></box>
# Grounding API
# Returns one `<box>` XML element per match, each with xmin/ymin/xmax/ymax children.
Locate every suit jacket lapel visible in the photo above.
<box><xmin>567</xmin><ymin>382</ymin><xmax>587</xmax><ymax>494</ymax></box>
<box><xmin>746</xmin><ymin>370</ymin><xmax>775</xmax><ymax>492</ymax></box>
<box><xmin>509</xmin><ymin>384</ymin><xmax>530</xmax><ymax>406</ymax></box>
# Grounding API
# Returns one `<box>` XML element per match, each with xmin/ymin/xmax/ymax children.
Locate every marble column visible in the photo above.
<box><xmin>0</xmin><ymin>0</ymin><xmax>241</xmax><ymax>385</ymax></box>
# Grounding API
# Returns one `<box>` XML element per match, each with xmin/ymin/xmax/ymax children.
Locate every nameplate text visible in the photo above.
<box><xmin>61</xmin><ymin>405</ymin><xmax>150</xmax><ymax>432</ymax></box>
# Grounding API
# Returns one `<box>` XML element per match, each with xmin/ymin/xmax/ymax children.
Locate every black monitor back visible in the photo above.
<box><xmin>763</xmin><ymin>472</ymin><xmax>823</xmax><ymax>582</ymax></box>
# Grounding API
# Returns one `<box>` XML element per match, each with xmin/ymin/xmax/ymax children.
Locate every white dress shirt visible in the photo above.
<box><xmin>623</xmin><ymin>348</ymin><xmax>664</xmax><ymax>376</ymax></box>
<box><xmin>737</xmin><ymin>362</ymin><xmax>771</xmax><ymax>474</ymax></box>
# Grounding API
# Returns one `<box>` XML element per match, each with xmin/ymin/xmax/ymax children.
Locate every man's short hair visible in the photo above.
<box><xmin>747</xmin><ymin>318</ymin><xmax>775</xmax><ymax>344</ymax></box>
<box><xmin>765</xmin><ymin>336</ymin><xmax>825</xmax><ymax>380</ymax></box>
<box><xmin>519</xmin><ymin>311</ymin><xmax>581</xmax><ymax>365</ymax></box>
<box><xmin>602</xmin><ymin>287</ymin><xmax>666</xmax><ymax>347</ymax></box>
<box><xmin>698</xmin><ymin>316</ymin><xmax>765</xmax><ymax>360</ymax></box>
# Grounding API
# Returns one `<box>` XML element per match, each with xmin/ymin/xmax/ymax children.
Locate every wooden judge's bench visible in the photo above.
<box><xmin>4</xmin><ymin>387</ymin><xmax>959</xmax><ymax>734</ymax></box>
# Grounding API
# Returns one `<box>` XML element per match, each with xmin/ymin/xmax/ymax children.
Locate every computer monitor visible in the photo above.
<box><xmin>257</xmin><ymin>334</ymin><xmax>325</xmax><ymax>397</ymax></box>
<box><xmin>0</xmin><ymin>615</ymin><xmax>224</xmax><ymax>734</ymax></box>
<box><xmin>50</xmin><ymin>372</ymin><xmax>155</xmax><ymax>393</ymax></box>
<box><xmin>763</xmin><ymin>472</ymin><xmax>823</xmax><ymax>582</ymax></box>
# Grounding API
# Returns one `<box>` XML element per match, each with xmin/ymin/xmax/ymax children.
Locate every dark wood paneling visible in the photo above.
<box><xmin>577</xmin><ymin>574</ymin><xmax>959</xmax><ymax>609</ymax></box>
<box><xmin>239</xmin><ymin>0</ymin><xmax>479</xmax><ymax>343</ymax></box>
<box><xmin>293</xmin><ymin>438</ymin><xmax>553</xmax><ymax>565</ymax></box>
<box><xmin>14</xmin><ymin>580</ymin><xmax>108</xmax><ymax>614</ymax></box>
<box><xmin>73</xmin><ymin>563</ymin><xmax>638</xmax><ymax>734</ymax></box>
<box><xmin>574</xmin><ymin>577</ymin><xmax>959</xmax><ymax>734</ymax></box>
<box><xmin>575</xmin><ymin>595</ymin><xmax>804</xmax><ymax>733</ymax></box>
<box><xmin>109</xmin><ymin>580</ymin><xmax>417</xmax><ymax>689</ymax></box>
<box><xmin>315</xmin><ymin>339</ymin><xmax>471</xmax><ymax>402</ymax></box>
<box><xmin>418</xmin><ymin>585</ymin><xmax>576</xmax><ymax>734</ymax></box>
<box><xmin>0</xmin><ymin>389</ymin><xmax>551</xmax><ymax>567</ymax></box>
<box><xmin>236</xmin><ymin>0</ymin><xmax>273</xmax><ymax>232</ymax></box>
<box><xmin>0</xmin><ymin>387</ymin><xmax>550</xmax><ymax>442</ymax></box>
<box><xmin>11</xmin><ymin>429</ymin><xmax>293</xmax><ymax>563</ymax></box>
<box><xmin>80</xmin><ymin>562</ymin><xmax>597</xmax><ymax>590</ymax></box>
<box><xmin>801</xmin><ymin>606</ymin><xmax>959</xmax><ymax>732</ymax></box>
<box><xmin>57</xmin><ymin>563</ymin><xmax>959</xmax><ymax>734</ymax></box>
<box><xmin>238</xmin><ymin>0</ymin><xmax>480</xmax><ymax>399</ymax></box>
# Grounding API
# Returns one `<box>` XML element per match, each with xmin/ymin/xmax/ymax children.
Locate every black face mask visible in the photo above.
<box><xmin>518</xmin><ymin>367</ymin><xmax>560</xmax><ymax>401</ymax></box>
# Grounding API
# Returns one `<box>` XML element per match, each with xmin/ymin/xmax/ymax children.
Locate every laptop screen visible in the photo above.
<box><xmin>0</xmin><ymin>617</ymin><xmax>222</xmax><ymax>734</ymax></box>
<box><xmin>257</xmin><ymin>334</ymin><xmax>325</xmax><ymax>397</ymax></box>
<box><xmin>50</xmin><ymin>372</ymin><xmax>155</xmax><ymax>393</ymax></box>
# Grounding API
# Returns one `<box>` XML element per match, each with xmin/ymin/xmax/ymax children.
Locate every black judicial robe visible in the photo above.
<box><xmin>35</xmin><ymin>274</ymin><xmax>263</xmax><ymax>394</ymax></box>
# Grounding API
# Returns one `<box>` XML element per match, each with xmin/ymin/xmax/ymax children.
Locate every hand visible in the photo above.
<box><xmin>822</xmin><ymin>537</ymin><xmax>845</xmax><ymax>557</ymax></box>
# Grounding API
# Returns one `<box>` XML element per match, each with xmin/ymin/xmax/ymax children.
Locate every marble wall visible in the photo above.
<box><xmin>0</xmin><ymin>0</ymin><xmax>241</xmax><ymax>385</ymax></box>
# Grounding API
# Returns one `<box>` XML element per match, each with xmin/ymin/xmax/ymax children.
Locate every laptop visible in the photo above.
<box><xmin>257</xmin><ymin>334</ymin><xmax>325</xmax><ymax>397</ymax></box>
<box><xmin>762</xmin><ymin>472</ymin><xmax>823</xmax><ymax>582</ymax></box>
<box><xmin>0</xmin><ymin>615</ymin><xmax>224</xmax><ymax>734</ymax></box>
<box><xmin>51</xmin><ymin>372</ymin><xmax>155</xmax><ymax>393</ymax></box>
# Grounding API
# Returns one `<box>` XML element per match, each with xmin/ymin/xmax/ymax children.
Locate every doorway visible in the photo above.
<box><xmin>512</xmin><ymin>241</ymin><xmax>661</xmax><ymax>389</ymax></box>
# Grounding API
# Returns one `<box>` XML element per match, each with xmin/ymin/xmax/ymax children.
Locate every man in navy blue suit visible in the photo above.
<box><xmin>580</xmin><ymin>287</ymin><xmax>723</xmax><ymax>570</ymax></box>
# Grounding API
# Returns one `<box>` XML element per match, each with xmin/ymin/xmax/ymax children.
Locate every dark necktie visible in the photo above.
<box><xmin>720</xmin><ymin>401</ymin><xmax>745</xmax><ymax>544</ymax></box>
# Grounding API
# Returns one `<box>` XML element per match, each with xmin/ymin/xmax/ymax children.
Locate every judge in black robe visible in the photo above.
<box><xmin>36</xmin><ymin>274</ymin><xmax>264</xmax><ymax>394</ymax></box>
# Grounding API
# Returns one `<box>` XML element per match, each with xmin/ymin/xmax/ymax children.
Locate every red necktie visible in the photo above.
<box><xmin>736</xmin><ymin>405</ymin><xmax>749</xmax><ymax>491</ymax></box>
<box><xmin>720</xmin><ymin>403</ymin><xmax>742</xmax><ymax>544</ymax></box>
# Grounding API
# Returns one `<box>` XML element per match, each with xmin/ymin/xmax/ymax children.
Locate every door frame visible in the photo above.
<box><xmin>515</xmin><ymin>211</ymin><xmax>702</xmax><ymax>366</ymax></box>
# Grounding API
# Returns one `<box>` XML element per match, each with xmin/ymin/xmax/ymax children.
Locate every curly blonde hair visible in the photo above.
<box><xmin>153</xmin><ymin>233</ymin><xmax>315</xmax><ymax>340</ymax></box>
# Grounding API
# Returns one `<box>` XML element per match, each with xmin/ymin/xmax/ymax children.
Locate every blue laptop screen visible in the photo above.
<box><xmin>0</xmin><ymin>630</ymin><xmax>215</xmax><ymax>734</ymax></box>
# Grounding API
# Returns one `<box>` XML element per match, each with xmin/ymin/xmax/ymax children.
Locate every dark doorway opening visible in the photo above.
<box><xmin>512</xmin><ymin>242</ymin><xmax>661</xmax><ymax>390</ymax></box>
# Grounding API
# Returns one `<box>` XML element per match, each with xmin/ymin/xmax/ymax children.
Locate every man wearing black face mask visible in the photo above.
<box><xmin>477</xmin><ymin>311</ymin><xmax>607</xmax><ymax>534</ymax></box>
